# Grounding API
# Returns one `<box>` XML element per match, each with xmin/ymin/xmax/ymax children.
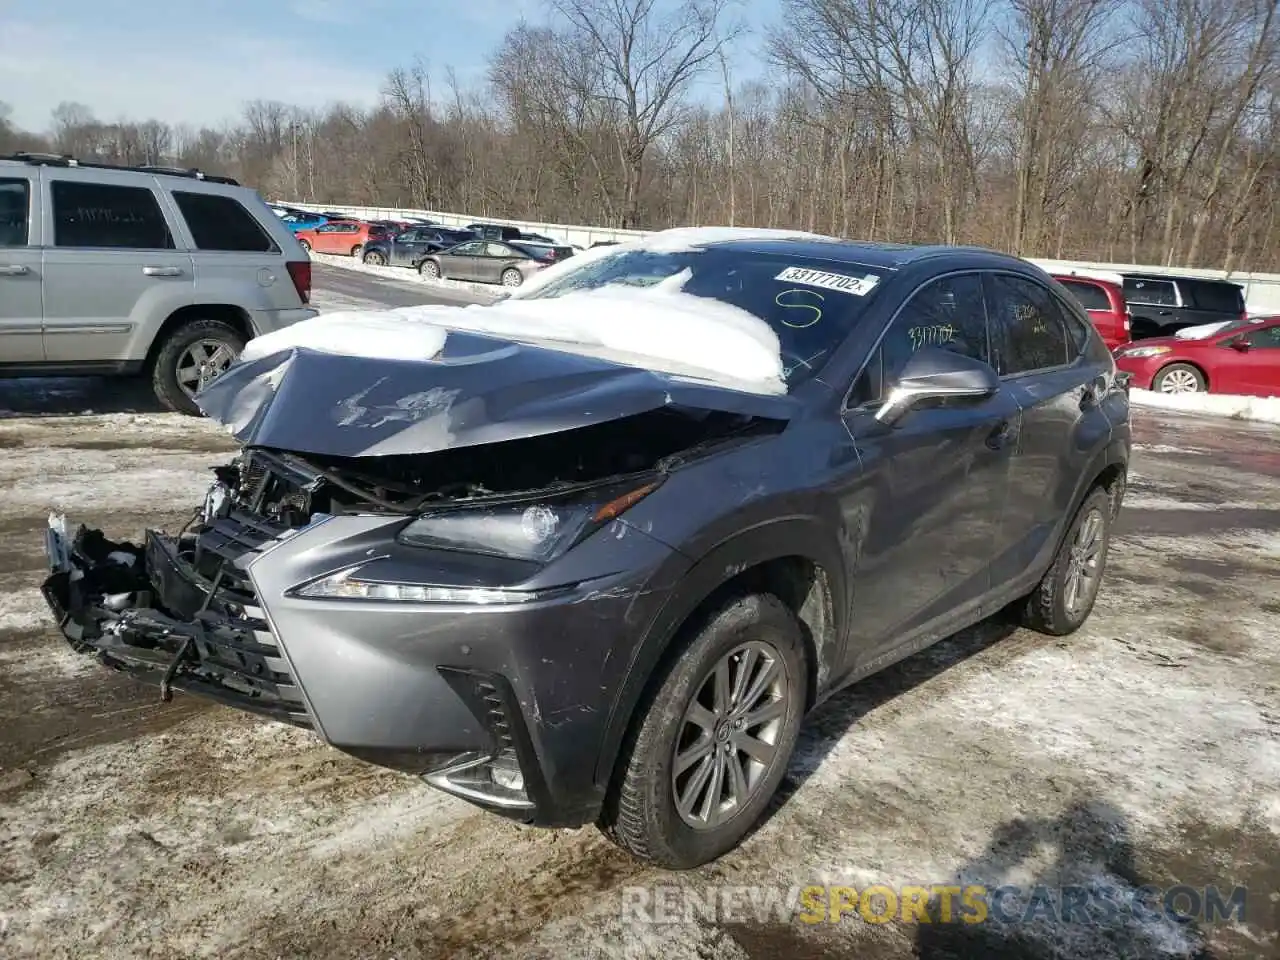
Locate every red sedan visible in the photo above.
<box><xmin>1113</xmin><ymin>315</ymin><xmax>1280</xmax><ymax>397</ymax></box>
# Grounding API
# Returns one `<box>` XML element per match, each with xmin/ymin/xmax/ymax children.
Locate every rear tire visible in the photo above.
<box><xmin>1152</xmin><ymin>362</ymin><xmax>1206</xmax><ymax>394</ymax></box>
<box><xmin>298</xmin><ymin>239</ymin><xmax>311</xmax><ymax>253</ymax></box>
<box><xmin>1017</xmin><ymin>487</ymin><xmax>1112</xmax><ymax>636</ymax></box>
<box><xmin>599</xmin><ymin>593</ymin><xmax>807</xmax><ymax>869</ymax></box>
<box><xmin>350</xmin><ymin>244</ymin><xmax>363</xmax><ymax>258</ymax></box>
<box><xmin>150</xmin><ymin>318</ymin><xmax>245</xmax><ymax>416</ymax></box>
<box><xmin>501</xmin><ymin>268</ymin><xmax>524</xmax><ymax>288</ymax></box>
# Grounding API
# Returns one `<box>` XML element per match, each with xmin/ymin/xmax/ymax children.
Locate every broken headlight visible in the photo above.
<box><xmin>397</xmin><ymin>476</ymin><xmax>663</xmax><ymax>563</ymax></box>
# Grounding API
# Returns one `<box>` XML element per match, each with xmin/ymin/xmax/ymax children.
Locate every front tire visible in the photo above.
<box><xmin>150</xmin><ymin>318</ymin><xmax>245</xmax><ymax>416</ymax></box>
<box><xmin>419</xmin><ymin>259</ymin><xmax>441</xmax><ymax>279</ymax></box>
<box><xmin>1153</xmin><ymin>363</ymin><xmax>1206</xmax><ymax>394</ymax></box>
<box><xmin>599</xmin><ymin>593</ymin><xmax>807</xmax><ymax>869</ymax></box>
<box><xmin>1017</xmin><ymin>486</ymin><xmax>1112</xmax><ymax>636</ymax></box>
<box><xmin>363</xmin><ymin>250</ymin><xmax>385</xmax><ymax>265</ymax></box>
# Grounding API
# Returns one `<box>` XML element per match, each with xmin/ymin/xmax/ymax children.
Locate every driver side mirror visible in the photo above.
<box><xmin>875</xmin><ymin>347</ymin><xmax>1000</xmax><ymax>426</ymax></box>
<box><xmin>1229</xmin><ymin>338</ymin><xmax>1251</xmax><ymax>352</ymax></box>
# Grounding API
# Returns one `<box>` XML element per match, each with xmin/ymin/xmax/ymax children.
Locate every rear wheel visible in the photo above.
<box><xmin>599</xmin><ymin>593</ymin><xmax>807</xmax><ymax>868</ymax></box>
<box><xmin>297</xmin><ymin>239</ymin><xmax>311</xmax><ymax>253</ymax></box>
<box><xmin>1017</xmin><ymin>487</ymin><xmax>1112</xmax><ymax>636</ymax></box>
<box><xmin>1153</xmin><ymin>363</ymin><xmax>1206</xmax><ymax>394</ymax></box>
<box><xmin>150</xmin><ymin>318</ymin><xmax>245</xmax><ymax>416</ymax></box>
<box><xmin>419</xmin><ymin>259</ymin><xmax>441</xmax><ymax>280</ymax></box>
<box><xmin>363</xmin><ymin>250</ymin><xmax>386</xmax><ymax>265</ymax></box>
<box><xmin>501</xmin><ymin>268</ymin><xmax>524</xmax><ymax>288</ymax></box>
<box><xmin>350</xmin><ymin>244</ymin><xmax>363</xmax><ymax>258</ymax></box>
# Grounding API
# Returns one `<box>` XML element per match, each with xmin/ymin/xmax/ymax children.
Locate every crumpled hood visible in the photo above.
<box><xmin>196</xmin><ymin>329</ymin><xmax>800</xmax><ymax>459</ymax></box>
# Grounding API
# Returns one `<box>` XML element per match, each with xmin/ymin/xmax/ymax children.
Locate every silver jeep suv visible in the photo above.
<box><xmin>0</xmin><ymin>153</ymin><xmax>316</xmax><ymax>414</ymax></box>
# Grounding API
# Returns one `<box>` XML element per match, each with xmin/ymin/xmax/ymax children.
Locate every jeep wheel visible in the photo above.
<box><xmin>363</xmin><ymin>250</ymin><xmax>386</xmax><ymax>266</ymax></box>
<box><xmin>600</xmin><ymin>593</ymin><xmax>806</xmax><ymax>868</ymax></box>
<box><xmin>1017</xmin><ymin>486</ymin><xmax>1112</xmax><ymax>636</ymax></box>
<box><xmin>151</xmin><ymin>318</ymin><xmax>245</xmax><ymax>416</ymax></box>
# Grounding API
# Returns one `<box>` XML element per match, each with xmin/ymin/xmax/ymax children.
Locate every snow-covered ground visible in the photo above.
<box><xmin>1129</xmin><ymin>387</ymin><xmax>1280</xmax><ymax>425</ymax></box>
<box><xmin>0</xmin><ymin>404</ymin><xmax>1276</xmax><ymax>959</ymax></box>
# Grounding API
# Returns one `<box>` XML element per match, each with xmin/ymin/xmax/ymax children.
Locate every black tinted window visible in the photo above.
<box><xmin>0</xmin><ymin>179</ymin><xmax>29</xmax><ymax>246</ymax></box>
<box><xmin>987</xmin><ymin>274</ymin><xmax>1072</xmax><ymax>375</ymax></box>
<box><xmin>173</xmin><ymin>192</ymin><xmax>275</xmax><ymax>252</ymax></box>
<box><xmin>1123</xmin><ymin>277</ymin><xmax>1177</xmax><ymax>306</ymax></box>
<box><xmin>51</xmin><ymin>181</ymin><xmax>173</xmax><ymax>249</ymax></box>
<box><xmin>849</xmin><ymin>274</ymin><xmax>988</xmax><ymax>407</ymax></box>
<box><xmin>1059</xmin><ymin>279</ymin><xmax>1110</xmax><ymax>311</ymax></box>
<box><xmin>1244</xmin><ymin>324</ymin><xmax>1280</xmax><ymax>348</ymax></box>
<box><xmin>1185</xmin><ymin>281</ymin><xmax>1244</xmax><ymax>314</ymax></box>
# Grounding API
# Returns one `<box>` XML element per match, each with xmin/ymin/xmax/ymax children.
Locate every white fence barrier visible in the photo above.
<box><xmin>280</xmin><ymin>201</ymin><xmax>1280</xmax><ymax>313</ymax></box>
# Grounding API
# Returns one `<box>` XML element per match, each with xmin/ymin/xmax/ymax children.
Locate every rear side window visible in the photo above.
<box><xmin>986</xmin><ymin>274</ymin><xmax>1072</xmax><ymax>375</ymax></box>
<box><xmin>0</xmin><ymin>178</ymin><xmax>29</xmax><ymax>246</ymax></box>
<box><xmin>51</xmin><ymin>181</ymin><xmax>174</xmax><ymax>249</ymax></box>
<box><xmin>848</xmin><ymin>273</ymin><xmax>989</xmax><ymax>407</ymax></box>
<box><xmin>1185</xmin><ymin>281</ymin><xmax>1244</xmax><ymax>314</ymax></box>
<box><xmin>173</xmin><ymin>192</ymin><xmax>276</xmax><ymax>253</ymax></box>
<box><xmin>1123</xmin><ymin>277</ymin><xmax>1177</xmax><ymax>306</ymax></box>
<box><xmin>1058</xmin><ymin>279</ymin><xmax>1110</xmax><ymax>311</ymax></box>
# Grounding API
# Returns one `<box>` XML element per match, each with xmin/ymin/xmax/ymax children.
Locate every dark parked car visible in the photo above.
<box><xmin>1122</xmin><ymin>273</ymin><xmax>1247</xmax><ymax>340</ymax></box>
<box><xmin>41</xmin><ymin>237</ymin><xmax>1130</xmax><ymax>869</ymax></box>
<box><xmin>465</xmin><ymin>222</ymin><xmax>561</xmax><ymax>245</ymax></box>
<box><xmin>360</xmin><ymin>227</ymin><xmax>478</xmax><ymax>267</ymax></box>
<box><xmin>417</xmin><ymin>238</ymin><xmax>558</xmax><ymax>286</ymax></box>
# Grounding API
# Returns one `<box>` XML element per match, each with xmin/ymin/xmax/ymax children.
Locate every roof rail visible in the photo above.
<box><xmin>0</xmin><ymin>152</ymin><xmax>239</xmax><ymax>186</ymax></box>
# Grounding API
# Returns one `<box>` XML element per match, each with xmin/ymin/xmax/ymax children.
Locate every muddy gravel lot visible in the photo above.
<box><xmin>0</xmin><ymin>374</ymin><xmax>1276</xmax><ymax>959</ymax></box>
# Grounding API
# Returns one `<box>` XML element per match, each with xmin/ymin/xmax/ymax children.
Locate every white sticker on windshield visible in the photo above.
<box><xmin>774</xmin><ymin>266</ymin><xmax>880</xmax><ymax>296</ymax></box>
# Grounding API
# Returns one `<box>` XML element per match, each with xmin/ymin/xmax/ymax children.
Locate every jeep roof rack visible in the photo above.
<box><xmin>0</xmin><ymin>152</ymin><xmax>240</xmax><ymax>185</ymax></box>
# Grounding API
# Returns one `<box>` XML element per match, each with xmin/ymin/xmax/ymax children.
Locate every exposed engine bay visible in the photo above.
<box><xmin>40</xmin><ymin>406</ymin><xmax>783</xmax><ymax>722</ymax></box>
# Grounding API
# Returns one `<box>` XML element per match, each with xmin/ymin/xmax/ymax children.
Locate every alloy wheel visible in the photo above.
<box><xmin>1160</xmin><ymin>368</ymin><xmax>1201</xmax><ymax>393</ymax></box>
<box><xmin>502</xmin><ymin>269</ymin><xmax>523</xmax><ymax>287</ymax></box>
<box><xmin>175</xmin><ymin>339</ymin><xmax>237</xmax><ymax>399</ymax></box>
<box><xmin>1064</xmin><ymin>508</ymin><xmax>1105</xmax><ymax>616</ymax></box>
<box><xmin>364</xmin><ymin>251</ymin><xmax>385</xmax><ymax>265</ymax></box>
<box><xmin>672</xmin><ymin>640</ymin><xmax>789</xmax><ymax>830</ymax></box>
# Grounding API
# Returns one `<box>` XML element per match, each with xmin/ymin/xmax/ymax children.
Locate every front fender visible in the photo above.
<box><xmin>592</xmin><ymin>515</ymin><xmax>848</xmax><ymax>789</ymax></box>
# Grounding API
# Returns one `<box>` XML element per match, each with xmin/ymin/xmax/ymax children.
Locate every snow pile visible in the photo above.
<box><xmin>1129</xmin><ymin>387</ymin><xmax>1280</xmax><ymax>423</ymax></box>
<box><xmin>242</xmin><ymin>229</ymin><xmax>838</xmax><ymax>393</ymax></box>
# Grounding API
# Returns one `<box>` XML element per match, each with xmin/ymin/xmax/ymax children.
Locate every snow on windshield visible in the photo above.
<box><xmin>241</xmin><ymin>227</ymin><xmax>844</xmax><ymax>394</ymax></box>
<box><xmin>1174</xmin><ymin>321</ymin><xmax>1236</xmax><ymax>340</ymax></box>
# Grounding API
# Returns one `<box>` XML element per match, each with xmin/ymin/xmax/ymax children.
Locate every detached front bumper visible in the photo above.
<box><xmin>40</xmin><ymin>503</ymin><xmax>686</xmax><ymax>827</ymax></box>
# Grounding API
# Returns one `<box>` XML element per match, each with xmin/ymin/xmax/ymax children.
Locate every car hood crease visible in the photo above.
<box><xmin>195</xmin><ymin>332</ymin><xmax>799</xmax><ymax>458</ymax></box>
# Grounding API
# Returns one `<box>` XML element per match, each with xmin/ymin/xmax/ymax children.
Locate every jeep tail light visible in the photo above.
<box><xmin>286</xmin><ymin>260</ymin><xmax>311</xmax><ymax>304</ymax></box>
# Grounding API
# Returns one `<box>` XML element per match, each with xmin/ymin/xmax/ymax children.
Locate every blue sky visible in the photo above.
<box><xmin>0</xmin><ymin>0</ymin><xmax>777</xmax><ymax>133</ymax></box>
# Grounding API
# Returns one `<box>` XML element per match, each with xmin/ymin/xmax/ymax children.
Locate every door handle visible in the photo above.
<box><xmin>0</xmin><ymin>264</ymin><xmax>30</xmax><ymax>276</ymax></box>
<box><xmin>1157</xmin><ymin>309</ymin><xmax>1173</xmax><ymax>316</ymax></box>
<box><xmin>143</xmin><ymin>265</ymin><xmax>183</xmax><ymax>277</ymax></box>
<box><xmin>986</xmin><ymin>419</ymin><xmax>1016</xmax><ymax>450</ymax></box>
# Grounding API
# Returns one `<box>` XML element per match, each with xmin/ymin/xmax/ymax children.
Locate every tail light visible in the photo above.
<box><xmin>285</xmin><ymin>260</ymin><xmax>311</xmax><ymax>304</ymax></box>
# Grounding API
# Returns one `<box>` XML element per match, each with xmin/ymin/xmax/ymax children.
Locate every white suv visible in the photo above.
<box><xmin>0</xmin><ymin>153</ymin><xmax>316</xmax><ymax>414</ymax></box>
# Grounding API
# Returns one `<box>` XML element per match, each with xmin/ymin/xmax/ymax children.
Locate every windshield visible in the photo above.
<box><xmin>520</xmin><ymin>246</ymin><xmax>888</xmax><ymax>384</ymax></box>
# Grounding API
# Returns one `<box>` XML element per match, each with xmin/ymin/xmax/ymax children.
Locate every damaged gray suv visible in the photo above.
<box><xmin>42</xmin><ymin>231</ymin><xmax>1131</xmax><ymax>868</ymax></box>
